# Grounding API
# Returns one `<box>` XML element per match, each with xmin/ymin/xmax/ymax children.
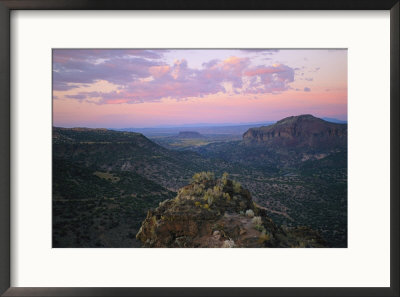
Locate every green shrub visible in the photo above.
<box><xmin>223</xmin><ymin>192</ymin><xmax>231</xmax><ymax>201</ymax></box>
<box><xmin>222</xmin><ymin>172</ymin><xmax>229</xmax><ymax>185</ymax></box>
<box><xmin>207</xmin><ymin>195</ymin><xmax>214</xmax><ymax>206</ymax></box>
<box><xmin>254</xmin><ymin>225</ymin><xmax>266</xmax><ymax>233</ymax></box>
<box><xmin>192</xmin><ymin>183</ymin><xmax>205</xmax><ymax>195</ymax></box>
<box><xmin>213</xmin><ymin>185</ymin><xmax>222</xmax><ymax>195</ymax></box>
<box><xmin>233</xmin><ymin>180</ymin><xmax>241</xmax><ymax>193</ymax></box>
<box><xmin>191</xmin><ymin>171</ymin><xmax>215</xmax><ymax>183</ymax></box>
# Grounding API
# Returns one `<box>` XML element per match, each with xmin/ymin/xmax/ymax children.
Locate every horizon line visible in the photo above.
<box><xmin>53</xmin><ymin>116</ymin><xmax>348</xmax><ymax>130</ymax></box>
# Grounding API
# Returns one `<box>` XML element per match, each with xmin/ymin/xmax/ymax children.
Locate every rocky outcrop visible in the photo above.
<box><xmin>136</xmin><ymin>172</ymin><xmax>326</xmax><ymax>248</ymax></box>
<box><xmin>243</xmin><ymin>114</ymin><xmax>347</xmax><ymax>150</ymax></box>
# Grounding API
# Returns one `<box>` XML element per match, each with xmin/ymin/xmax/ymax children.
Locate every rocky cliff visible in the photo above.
<box><xmin>136</xmin><ymin>172</ymin><xmax>326</xmax><ymax>248</ymax></box>
<box><xmin>243</xmin><ymin>114</ymin><xmax>347</xmax><ymax>150</ymax></box>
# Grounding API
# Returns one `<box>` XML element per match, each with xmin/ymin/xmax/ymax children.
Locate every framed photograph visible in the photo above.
<box><xmin>0</xmin><ymin>1</ymin><xmax>398</xmax><ymax>296</ymax></box>
<box><xmin>52</xmin><ymin>48</ymin><xmax>348</xmax><ymax>250</ymax></box>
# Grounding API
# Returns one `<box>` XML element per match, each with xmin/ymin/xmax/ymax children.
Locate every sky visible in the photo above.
<box><xmin>52</xmin><ymin>49</ymin><xmax>347</xmax><ymax>128</ymax></box>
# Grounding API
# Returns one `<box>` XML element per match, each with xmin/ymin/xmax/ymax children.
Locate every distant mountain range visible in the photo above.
<box><xmin>114</xmin><ymin>117</ymin><xmax>346</xmax><ymax>136</ymax></box>
<box><xmin>116</xmin><ymin>122</ymin><xmax>275</xmax><ymax>136</ymax></box>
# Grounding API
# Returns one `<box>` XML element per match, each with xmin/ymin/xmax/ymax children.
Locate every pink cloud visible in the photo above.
<box><xmin>105</xmin><ymin>99</ymin><xmax>130</xmax><ymax>104</ymax></box>
<box><xmin>149</xmin><ymin>65</ymin><xmax>170</xmax><ymax>78</ymax></box>
<box><xmin>54</xmin><ymin>51</ymin><xmax>297</xmax><ymax>104</ymax></box>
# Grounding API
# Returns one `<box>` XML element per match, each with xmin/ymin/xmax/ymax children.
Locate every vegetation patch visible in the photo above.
<box><xmin>93</xmin><ymin>171</ymin><xmax>120</xmax><ymax>183</ymax></box>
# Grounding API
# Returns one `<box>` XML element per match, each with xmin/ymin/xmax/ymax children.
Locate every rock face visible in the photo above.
<box><xmin>136</xmin><ymin>172</ymin><xmax>326</xmax><ymax>248</ymax></box>
<box><xmin>243</xmin><ymin>114</ymin><xmax>347</xmax><ymax>150</ymax></box>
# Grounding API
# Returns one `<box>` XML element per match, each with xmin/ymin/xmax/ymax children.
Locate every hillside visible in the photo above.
<box><xmin>53</xmin><ymin>127</ymin><xmax>230</xmax><ymax>191</ymax></box>
<box><xmin>53</xmin><ymin>159</ymin><xmax>176</xmax><ymax>247</ymax></box>
<box><xmin>137</xmin><ymin>172</ymin><xmax>326</xmax><ymax>248</ymax></box>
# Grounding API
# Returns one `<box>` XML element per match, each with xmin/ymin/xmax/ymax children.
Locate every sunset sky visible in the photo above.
<box><xmin>53</xmin><ymin>49</ymin><xmax>347</xmax><ymax>128</ymax></box>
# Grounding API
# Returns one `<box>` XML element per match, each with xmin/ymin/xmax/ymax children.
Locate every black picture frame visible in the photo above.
<box><xmin>0</xmin><ymin>1</ymin><xmax>399</xmax><ymax>296</ymax></box>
